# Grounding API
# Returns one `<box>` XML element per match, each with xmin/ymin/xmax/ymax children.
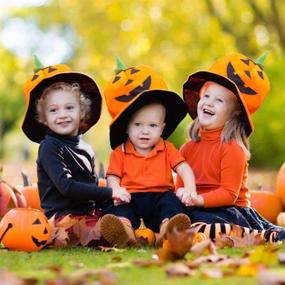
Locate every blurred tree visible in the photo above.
<box><xmin>1</xmin><ymin>0</ymin><xmax>285</xmax><ymax>167</ymax></box>
<box><xmin>204</xmin><ymin>0</ymin><xmax>285</xmax><ymax>55</ymax></box>
<box><xmin>0</xmin><ymin>46</ymin><xmax>24</xmax><ymax>157</ymax></box>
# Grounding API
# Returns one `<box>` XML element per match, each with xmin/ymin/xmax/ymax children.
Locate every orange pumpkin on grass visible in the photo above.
<box><xmin>0</xmin><ymin>167</ymin><xmax>27</xmax><ymax>216</ymax></box>
<box><xmin>0</xmin><ymin>181</ymin><xmax>18</xmax><ymax>217</ymax></box>
<box><xmin>134</xmin><ymin>218</ymin><xmax>156</xmax><ymax>246</ymax></box>
<box><xmin>0</xmin><ymin>208</ymin><xmax>50</xmax><ymax>251</ymax></box>
<box><xmin>250</xmin><ymin>190</ymin><xmax>283</xmax><ymax>223</ymax></box>
<box><xmin>20</xmin><ymin>171</ymin><xmax>42</xmax><ymax>211</ymax></box>
<box><xmin>275</xmin><ymin>162</ymin><xmax>285</xmax><ymax>207</ymax></box>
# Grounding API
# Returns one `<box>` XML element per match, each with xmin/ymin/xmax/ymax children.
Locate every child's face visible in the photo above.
<box><xmin>197</xmin><ymin>82</ymin><xmax>238</xmax><ymax>130</ymax></box>
<box><xmin>42</xmin><ymin>89</ymin><xmax>82</xmax><ymax>136</ymax></box>
<box><xmin>127</xmin><ymin>103</ymin><xmax>165</xmax><ymax>155</ymax></box>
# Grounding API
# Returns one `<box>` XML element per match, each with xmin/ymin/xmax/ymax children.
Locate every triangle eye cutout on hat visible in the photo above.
<box><xmin>227</xmin><ymin>62</ymin><xmax>257</xmax><ymax>95</ymax></box>
<box><xmin>115</xmin><ymin>75</ymin><xmax>151</xmax><ymax>102</ymax></box>
<box><xmin>31</xmin><ymin>66</ymin><xmax>58</xmax><ymax>81</ymax></box>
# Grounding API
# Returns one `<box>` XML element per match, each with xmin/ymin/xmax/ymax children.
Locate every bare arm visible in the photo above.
<box><xmin>107</xmin><ymin>175</ymin><xmax>131</xmax><ymax>204</ymax></box>
<box><xmin>175</xmin><ymin>162</ymin><xmax>197</xmax><ymax>206</ymax></box>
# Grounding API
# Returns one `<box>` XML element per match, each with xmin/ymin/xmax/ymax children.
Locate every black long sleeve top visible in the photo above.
<box><xmin>37</xmin><ymin>131</ymin><xmax>112</xmax><ymax>218</ymax></box>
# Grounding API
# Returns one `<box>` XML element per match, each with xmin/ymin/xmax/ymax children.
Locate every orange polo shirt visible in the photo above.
<box><xmin>107</xmin><ymin>138</ymin><xmax>185</xmax><ymax>193</ymax></box>
<box><xmin>176</xmin><ymin>128</ymin><xmax>250</xmax><ymax>208</ymax></box>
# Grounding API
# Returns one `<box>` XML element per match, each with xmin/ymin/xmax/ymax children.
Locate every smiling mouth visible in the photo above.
<box><xmin>58</xmin><ymin>121</ymin><xmax>70</xmax><ymax>126</ymax></box>
<box><xmin>203</xmin><ymin>108</ymin><xmax>215</xmax><ymax>116</ymax></box>
<box><xmin>32</xmin><ymin>236</ymin><xmax>47</xmax><ymax>247</ymax></box>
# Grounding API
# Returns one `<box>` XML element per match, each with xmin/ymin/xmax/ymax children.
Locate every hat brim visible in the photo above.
<box><xmin>183</xmin><ymin>71</ymin><xmax>253</xmax><ymax>136</ymax></box>
<box><xmin>22</xmin><ymin>72</ymin><xmax>102</xmax><ymax>143</ymax></box>
<box><xmin>110</xmin><ymin>90</ymin><xmax>187</xmax><ymax>149</ymax></box>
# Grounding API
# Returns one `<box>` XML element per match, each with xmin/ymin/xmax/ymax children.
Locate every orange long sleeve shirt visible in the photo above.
<box><xmin>176</xmin><ymin>128</ymin><xmax>250</xmax><ymax>208</ymax></box>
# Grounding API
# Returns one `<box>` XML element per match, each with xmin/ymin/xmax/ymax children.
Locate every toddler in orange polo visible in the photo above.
<box><xmin>100</xmin><ymin>61</ymin><xmax>196</xmax><ymax>247</ymax></box>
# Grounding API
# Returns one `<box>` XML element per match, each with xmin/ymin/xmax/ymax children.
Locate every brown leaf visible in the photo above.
<box><xmin>200</xmin><ymin>268</ymin><xmax>224</xmax><ymax>279</ymax></box>
<box><xmin>258</xmin><ymin>270</ymin><xmax>285</xmax><ymax>285</ymax></box>
<box><xmin>0</xmin><ymin>270</ymin><xmax>25</xmax><ymax>285</ymax></box>
<box><xmin>215</xmin><ymin>225</ymin><xmax>265</xmax><ymax>248</ymax></box>
<box><xmin>214</xmin><ymin>234</ymin><xmax>234</xmax><ymax>248</ymax></box>
<box><xmin>165</xmin><ymin>263</ymin><xmax>193</xmax><ymax>278</ymax></box>
<box><xmin>155</xmin><ymin>227</ymin><xmax>196</xmax><ymax>262</ymax></box>
<box><xmin>72</xmin><ymin>218</ymin><xmax>101</xmax><ymax>246</ymax></box>
<box><xmin>133</xmin><ymin>259</ymin><xmax>162</xmax><ymax>267</ymax></box>
<box><xmin>97</xmin><ymin>246</ymin><xmax>125</xmax><ymax>253</ymax></box>
<box><xmin>95</xmin><ymin>269</ymin><xmax>118</xmax><ymax>285</ymax></box>
<box><xmin>190</xmin><ymin>239</ymin><xmax>217</xmax><ymax>257</ymax></box>
<box><xmin>278</xmin><ymin>252</ymin><xmax>285</xmax><ymax>264</ymax></box>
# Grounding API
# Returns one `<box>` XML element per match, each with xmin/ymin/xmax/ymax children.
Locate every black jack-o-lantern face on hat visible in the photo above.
<box><xmin>0</xmin><ymin>208</ymin><xmax>51</xmax><ymax>252</ymax></box>
<box><xmin>183</xmin><ymin>53</ymin><xmax>270</xmax><ymax>136</ymax></box>
<box><xmin>22</xmin><ymin>58</ymin><xmax>102</xmax><ymax>143</ymax></box>
<box><xmin>104</xmin><ymin>60</ymin><xmax>187</xmax><ymax>149</ymax></box>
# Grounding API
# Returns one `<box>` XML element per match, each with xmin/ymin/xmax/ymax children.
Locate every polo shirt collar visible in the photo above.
<box><xmin>124</xmin><ymin>138</ymin><xmax>165</xmax><ymax>157</ymax></box>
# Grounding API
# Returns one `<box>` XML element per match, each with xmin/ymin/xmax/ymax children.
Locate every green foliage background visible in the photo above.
<box><xmin>1</xmin><ymin>0</ymin><xmax>285</xmax><ymax>168</ymax></box>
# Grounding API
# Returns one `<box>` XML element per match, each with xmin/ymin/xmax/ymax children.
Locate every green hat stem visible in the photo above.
<box><xmin>33</xmin><ymin>55</ymin><xmax>44</xmax><ymax>72</ymax></box>
<box><xmin>256</xmin><ymin>51</ymin><xmax>269</xmax><ymax>67</ymax></box>
<box><xmin>115</xmin><ymin>55</ymin><xmax>126</xmax><ymax>73</ymax></box>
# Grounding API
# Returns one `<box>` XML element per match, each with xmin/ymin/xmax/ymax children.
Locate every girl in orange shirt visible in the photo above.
<box><xmin>176</xmin><ymin>53</ymin><xmax>285</xmax><ymax>242</ymax></box>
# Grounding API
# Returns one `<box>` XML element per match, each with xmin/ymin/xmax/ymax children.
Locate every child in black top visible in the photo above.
<box><xmin>22</xmin><ymin>63</ymin><xmax>130</xmax><ymax>246</ymax></box>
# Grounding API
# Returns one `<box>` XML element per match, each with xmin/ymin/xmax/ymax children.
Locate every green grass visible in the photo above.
<box><xmin>0</xmin><ymin>246</ymin><xmax>281</xmax><ymax>285</ymax></box>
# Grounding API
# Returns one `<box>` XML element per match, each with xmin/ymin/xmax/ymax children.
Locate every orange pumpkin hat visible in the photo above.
<box><xmin>104</xmin><ymin>58</ymin><xmax>187</xmax><ymax>149</ymax></box>
<box><xmin>183</xmin><ymin>52</ymin><xmax>270</xmax><ymax>136</ymax></box>
<box><xmin>22</xmin><ymin>56</ymin><xmax>102</xmax><ymax>143</ymax></box>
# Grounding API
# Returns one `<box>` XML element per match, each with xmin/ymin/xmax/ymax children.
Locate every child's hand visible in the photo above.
<box><xmin>191</xmin><ymin>194</ymin><xmax>204</xmax><ymax>207</ymax></box>
<box><xmin>176</xmin><ymin>187</ymin><xmax>197</xmax><ymax>206</ymax></box>
<box><xmin>112</xmin><ymin>186</ymin><xmax>131</xmax><ymax>205</ymax></box>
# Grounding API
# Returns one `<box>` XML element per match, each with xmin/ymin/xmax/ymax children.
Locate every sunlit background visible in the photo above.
<box><xmin>0</xmin><ymin>0</ymin><xmax>285</xmax><ymax>180</ymax></box>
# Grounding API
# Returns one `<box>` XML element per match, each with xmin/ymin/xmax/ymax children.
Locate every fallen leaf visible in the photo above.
<box><xmin>97</xmin><ymin>246</ymin><xmax>125</xmax><ymax>253</ymax></box>
<box><xmin>258</xmin><ymin>269</ymin><xmax>285</xmax><ymax>285</ymax></box>
<box><xmin>0</xmin><ymin>270</ymin><xmax>24</xmax><ymax>285</ymax></box>
<box><xmin>72</xmin><ymin>218</ymin><xmax>101</xmax><ymax>246</ymax></box>
<box><xmin>249</xmin><ymin>245</ymin><xmax>278</xmax><ymax>267</ymax></box>
<box><xmin>165</xmin><ymin>263</ymin><xmax>193</xmax><ymax>278</ymax></box>
<box><xmin>278</xmin><ymin>252</ymin><xmax>285</xmax><ymax>264</ymax></box>
<box><xmin>133</xmin><ymin>259</ymin><xmax>162</xmax><ymax>267</ymax></box>
<box><xmin>190</xmin><ymin>239</ymin><xmax>217</xmax><ymax>257</ymax></box>
<box><xmin>200</xmin><ymin>268</ymin><xmax>224</xmax><ymax>279</ymax></box>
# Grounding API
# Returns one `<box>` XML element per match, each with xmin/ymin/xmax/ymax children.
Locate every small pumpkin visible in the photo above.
<box><xmin>0</xmin><ymin>208</ymin><xmax>50</xmax><ymax>252</ymax></box>
<box><xmin>276</xmin><ymin>212</ymin><xmax>285</xmax><ymax>227</ymax></box>
<box><xmin>21</xmin><ymin>171</ymin><xmax>42</xmax><ymax>211</ymax></box>
<box><xmin>250</xmin><ymin>190</ymin><xmax>283</xmax><ymax>223</ymax></box>
<box><xmin>134</xmin><ymin>218</ymin><xmax>156</xmax><ymax>246</ymax></box>
<box><xmin>0</xmin><ymin>181</ymin><xmax>18</xmax><ymax>217</ymax></box>
<box><xmin>0</xmin><ymin>175</ymin><xmax>27</xmax><ymax>217</ymax></box>
<box><xmin>275</xmin><ymin>162</ymin><xmax>285</xmax><ymax>207</ymax></box>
